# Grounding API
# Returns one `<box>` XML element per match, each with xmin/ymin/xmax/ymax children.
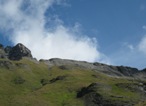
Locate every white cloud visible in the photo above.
<box><xmin>12</xmin><ymin>25</ymin><xmax>102</xmax><ymax>62</ymax></box>
<box><xmin>0</xmin><ymin>0</ymin><xmax>109</xmax><ymax>63</ymax></box>
<box><xmin>138</xmin><ymin>35</ymin><xmax>146</xmax><ymax>54</ymax></box>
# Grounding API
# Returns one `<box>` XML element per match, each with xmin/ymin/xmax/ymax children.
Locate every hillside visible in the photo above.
<box><xmin>0</xmin><ymin>43</ymin><xmax>146</xmax><ymax>106</ymax></box>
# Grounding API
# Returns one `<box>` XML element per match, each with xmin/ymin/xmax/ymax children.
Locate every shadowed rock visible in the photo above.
<box><xmin>0</xmin><ymin>60</ymin><xmax>13</xmax><ymax>69</ymax></box>
<box><xmin>77</xmin><ymin>83</ymin><xmax>134</xmax><ymax>106</ymax></box>
<box><xmin>9</xmin><ymin>43</ymin><xmax>32</xmax><ymax>60</ymax></box>
<box><xmin>4</xmin><ymin>46</ymin><xmax>12</xmax><ymax>54</ymax></box>
<box><xmin>50</xmin><ymin>76</ymin><xmax>66</xmax><ymax>83</ymax></box>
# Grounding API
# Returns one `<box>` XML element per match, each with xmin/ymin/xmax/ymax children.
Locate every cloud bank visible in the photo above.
<box><xmin>0</xmin><ymin>0</ymin><xmax>109</xmax><ymax>62</ymax></box>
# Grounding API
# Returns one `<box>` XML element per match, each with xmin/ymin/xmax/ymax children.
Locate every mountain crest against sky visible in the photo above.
<box><xmin>0</xmin><ymin>0</ymin><xmax>146</xmax><ymax>69</ymax></box>
<box><xmin>8</xmin><ymin>43</ymin><xmax>32</xmax><ymax>60</ymax></box>
<box><xmin>0</xmin><ymin>43</ymin><xmax>32</xmax><ymax>60</ymax></box>
<box><xmin>0</xmin><ymin>1</ymin><xmax>146</xmax><ymax>105</ymax></box>
<box><xmin>0</xmin><ymin>43</ymin><xmax>146</xmax><ymax>78</ymax></box>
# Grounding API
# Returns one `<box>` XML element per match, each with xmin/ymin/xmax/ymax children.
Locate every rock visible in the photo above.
<box><xmin>0</xmin><ymin>54</ymin><xmax>5</xmax><ymax>58</ymax></box>
<box><xmin>0</xmin><ymin>60</ymin><xmax>13</xmax><ymax>69</ymax></box>
<box><xmin>77</xmin><ymin>83</ymin><xmax>109</xmax><ymax>106</ymax></box>
<box><xmin>77</xmin><ymin>83</ymin><xmax>133</xmax><ymax>106</ymax></box>
<box><xmin>77</xmin><ymin>83</ymin><xmax>101</xmax><ymax>98</ymax></box>
<box><xmin>41</xmin><ymin>58</ymin><xmax>97</xmax><ymax>69</ymax></box>
<box><xmin>0</xmin><ymin>52</ymin><xmax>6</xmax><ymax>59</ymax></box>
<box><xmin>142</xmin><ymin>68</ymin><xmax>146</xmax><ymax>72</ymax></box>
<box><xmin>41</xmin><ymin>58</ymin><xmax>141</xmax><ymax>78</ymax></box>
<box><xmin>40</xmin><ymin>79</ymin><xmax>50</xmax><ymax>86</ymax></box>
<box><xmin>40</xmin><ymin>76</ymin><xmax>66</xmax><ymax>86</ymax></box>
<box><xmin>8</xmin><ymin>43</ymin><xmax>32</xmax><ymax>60</ymax></box>
<box><xmin>13</xmin><ymin>76</ymin><xmax>25</xmax><ymax>84</ymax></box>
<box><xmin>59</xmin><ymin>65</ymin><xmax>70</xmax><ymax>70</ymax></box>
<box><xmin>116</xmin><ymin>66</ymin><xmax>139</xmax><ymax>76</ymax></box>
<box><xmin>116</xmin><ymin>82</ymin><xmax>146</xmax><ymax>94</ymax></box>
<box><xmin>50</xmin><ymin>76</ymin><xmax>66</xmax><ymax>83</ymax></box>
<box><xmin>4</xmin><ymin>46</ymin><xmax>12</xmax><ymax>54</ymax></box>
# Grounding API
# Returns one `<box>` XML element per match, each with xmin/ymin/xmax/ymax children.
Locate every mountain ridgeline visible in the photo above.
<box><xmin>0</xmin><ymin>43</ymin><xmax>146</xmax><ymax>106</ymax></box>
<box><xmin>0</xmin><ymin>43</ymin><xmax>145</xmax><ymax>77</ymax></box>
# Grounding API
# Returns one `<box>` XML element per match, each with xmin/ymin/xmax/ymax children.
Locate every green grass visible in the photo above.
<box><xmin>0</xmin><ymin>58</ymin><xmax>145</xmax><ymax>106</ymax></box>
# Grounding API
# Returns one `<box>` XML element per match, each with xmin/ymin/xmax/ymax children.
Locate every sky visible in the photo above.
<box><xmin>0</xmin><ymin>0</ymin><xmax>146</xmax><ymax>69</ymax></box>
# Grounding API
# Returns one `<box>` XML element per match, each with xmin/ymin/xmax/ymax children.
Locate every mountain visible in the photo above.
<box><xmin>0</xmin><ymin>43</ymin><xmax>32</xmax><ymax>60</ymax></box>
<box><xmin>0</xmin><ymin>43</ymin><xmax>146</xmax><ymax>106</ymax></box>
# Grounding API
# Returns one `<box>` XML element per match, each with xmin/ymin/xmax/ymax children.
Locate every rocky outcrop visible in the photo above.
<box><xmin>4</xmin><ymin>46</ymin><xmax>12</xmax><ymax>54</ymax></box>
<box><xmin>40</xmin><ymin>58</ymin><xmax>143</xmax><ymax>78</ymax></box>
<box><xmin>77</xmin><ymin>83</ymin><xmax>135</xmax><ymax>106</ymax></box>
<box><xmin>50</xmin><ymin>75</ymin><xmax>66</xmax><ymax>83</ymax></box>
<box><xmin>40</xmin><ymin>76</ymin><xmax>66</xmax><ymax>86</ymax></box>
<box><xmin>0</xmin><ymin>43</ymin><xmax>32</xmax><ymax>60</ymax></box>
<box><xmin>8</xmin><ymin>43</ymin><xmax>32</xmax><ymax>60</ymax></box>
<box><xmin>115</xmin><ymin>82</ymin><xmax>146</xmax><ymax>94</ymax></box>
<box><xmin>0</xmin><ymin>60</ymin><xmax>13</xmax><ymax>69</ymax></box>
<box><xmin>116</xmin><ymin>66</ymin><xmax>139</xmax><ymax>76</ymax></box>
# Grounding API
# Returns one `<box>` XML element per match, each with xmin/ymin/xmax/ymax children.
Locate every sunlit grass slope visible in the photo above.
<box><xmin>0</xmin><ymin>58</ymin><xmax>145</xmax><ymax>106</ymax></box>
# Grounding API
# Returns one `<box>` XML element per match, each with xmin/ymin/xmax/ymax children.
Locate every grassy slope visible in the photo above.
<box><xmin>0</xmin><ymin>58</ymin><xmax>145</xmax><ymax>106</ymax></box>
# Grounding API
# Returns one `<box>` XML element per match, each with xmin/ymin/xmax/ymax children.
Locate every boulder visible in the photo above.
<box><xmin>9</xmin><ymin>43</ymin><xmax>32</xmax><ymax>60</ymax></box>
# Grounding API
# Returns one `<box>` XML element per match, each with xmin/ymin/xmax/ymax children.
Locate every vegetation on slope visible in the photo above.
<box><xmin>0</xmin><ymin>58</ymin><xmax>146</xmax><ymax>106</ymax></box>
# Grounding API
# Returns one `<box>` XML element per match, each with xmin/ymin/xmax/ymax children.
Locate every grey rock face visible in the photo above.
<box><xmin>40</xmin><ymin>58</ymin><xmax>145</xmax><ymax>78</ymax></box>
<box><xmin>4</xmin><ymin>46</ymin><xmax>12</xmax><ymax>54</ymax></box>
<box><xmin>9</xmin><ymin>43</ymin><xmax>32</xmax><ymax>60</ymax></box>
<box><xmin>0</xmin><ymin>44</ymin><xmax>7</xmax><ymax>59</ymax></box>
<box><xmin>116</xmin><ymin>66</ymin><xmax>139</xmax><ymax>76</ymax></box>
<box><xmin>77</xmin><ymin>83</ymin><xmax>135</xmax><ymax>106</ymax></box>
<box><xmin>40</xmin><ymin>58</ymin><xmax>98</xmax><ymax>69</ymax></box>
<box><xmin>0</xmin><ymin>60</ymin><xmax>16</xmax><ymax>69</ymax></box>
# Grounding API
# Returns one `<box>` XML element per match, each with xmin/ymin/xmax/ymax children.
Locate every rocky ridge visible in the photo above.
<box><xmin>0</xmin><ymin>43</ymin><xmax>145</xmax><ymax>78</ymax></box>
<box><xmin>40</xmin><ymin>58</ymin><xmax>145</xmax><ymax>79</ymax></box>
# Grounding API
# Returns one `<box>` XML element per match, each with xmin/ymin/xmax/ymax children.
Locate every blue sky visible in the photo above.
<box><xmin>0</xmin><ymin>0</ymin><xmax>146</xmax><ymax>69</ymax></box>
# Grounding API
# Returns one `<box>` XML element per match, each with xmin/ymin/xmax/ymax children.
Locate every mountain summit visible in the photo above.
<box><xmin>8</xmin><ymin>43</ymin><xmax>32</xmax><ymax>60</ymax></box>
<box><xmin>0</xmin><ymin>43</ymin><xmax>32</xmax><ymax>60</ymax></box>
